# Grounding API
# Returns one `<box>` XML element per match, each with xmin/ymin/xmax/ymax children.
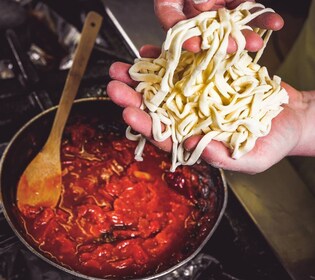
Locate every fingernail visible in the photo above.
<box><xmin>192</xmin><ymin>0</ymin><xmax>209</xmax><ymax>4</ymax></box>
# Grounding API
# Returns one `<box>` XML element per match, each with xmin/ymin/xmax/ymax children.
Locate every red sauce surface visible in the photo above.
<box><xmin>18</xmin><ymin>116</ymin><xmax>221</xmax><ymax>279</ymax></box>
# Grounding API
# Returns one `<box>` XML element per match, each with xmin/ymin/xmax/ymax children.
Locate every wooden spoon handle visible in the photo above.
<box><xmin>46</xmin><ymin>12</ymin><xmax>103</xmax><ymax>149</ymax></box>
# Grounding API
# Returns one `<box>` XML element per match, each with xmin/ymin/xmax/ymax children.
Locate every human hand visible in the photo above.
<box><xmin>154</xmin><ymin>0</ymin><xmax>284</xmax><ymax>53</ymax></box>
<box><xmin>107</xmin><ymin>45</ymin><xmax>315</xmax><ymax>174</ymax></box>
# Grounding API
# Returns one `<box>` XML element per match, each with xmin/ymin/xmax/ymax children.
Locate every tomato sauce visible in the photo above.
<box><xmin>18</xmin><ymin>115</ymin><xmax>222</xmax><ymax>279</ymax></box>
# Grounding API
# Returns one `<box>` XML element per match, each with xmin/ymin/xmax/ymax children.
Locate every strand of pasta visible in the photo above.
<box><xmin>127</xmin><ymin>2</ymin><xmax>289</xmax><ymax>171</ymax></box>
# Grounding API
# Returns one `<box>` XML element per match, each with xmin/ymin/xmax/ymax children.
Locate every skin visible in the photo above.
<box><xmin>154</xmin><ymin>0</ymin><xmax>284</xmax><ymax>52</ymax></box>
<box><xmin>107</xmin><ymin>2</ymin><xmax>315</xmax><ymax>174</ymax></box>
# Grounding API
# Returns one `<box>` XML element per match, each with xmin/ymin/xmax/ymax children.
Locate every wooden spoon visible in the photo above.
<box><xmin>16</xmin><ymin>12</ymin><xmax>103</xmax><ymax>211</ymax></box>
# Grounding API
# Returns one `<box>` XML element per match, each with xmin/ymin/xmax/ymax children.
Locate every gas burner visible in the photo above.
<box><xmin>0</xmin><ymin>0</ymin><xmax>133</xmax><ymax>145</ymax></box>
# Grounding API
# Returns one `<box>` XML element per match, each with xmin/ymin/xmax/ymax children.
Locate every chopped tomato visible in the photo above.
<box><xmin>18</xmin><ymin>115</ymin><xmax>219</xmax><ymax>279</ymax></box>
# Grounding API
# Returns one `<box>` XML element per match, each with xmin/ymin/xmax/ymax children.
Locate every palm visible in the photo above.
<box><xmin>107</xmin><ymin>39</ymin><xmax>304</xmax><ymax>174</ymax></box>
<box><xmin>189</xmin><ymin>83</ymin><xmax>303</xmax><ymax>173</ymax></box>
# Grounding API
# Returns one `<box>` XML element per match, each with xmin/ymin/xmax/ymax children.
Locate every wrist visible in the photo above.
<box><xmin>289</xmin><ymin>90</ymin><xmax>315</xmax><ymax>156</ymax></box>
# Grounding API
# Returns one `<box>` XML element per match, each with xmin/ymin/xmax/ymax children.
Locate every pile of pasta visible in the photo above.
<box><xmin>128</xmin><ymin>2</ymin><xmax>289</xmax><ymax>172</ymax></box>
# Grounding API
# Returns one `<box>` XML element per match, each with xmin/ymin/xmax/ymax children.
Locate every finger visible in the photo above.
<box><xmin>107</xmin><ymin>80</ymin><xmax>142</xmax><ymax>108</ymax></box>
<box><xmin>123</xmin><ymin>107</ymin><xmax>172</xmax><ymax>152</ymax></box>
<box><xmin>280</xmin><ymin>81</ymin><xmax>305</xmax><ymax>108</ymax></box>
<box><xmin>139</xmin><ymin>44</ymin><xmax>161</xmax><ymax>58</ymax></box>
<box><xmin>184</xmin><ymin>136</ymin><xmax>263</xmax><ymax>174</ymax></box>
<box><xmin>183</xmin><ymin>136</ymin><xmax>240</xmax><ymax>169</ymax></box>
<box><xmin>186</xmin><ymin>29</ymin><xmax>264</xmax><ymax>54</ymax></box>
<box><xmin>183</xmin><ymin>36</ymin><xmax>202</xmax><ymax>53</ymax></box>
<box><xmin>154</xmin><ymin>0</ymin><xmax>186</xmax><ymax>31</ymax></box>
<box><xmin>109</xmin><ymin>62</ymin><xmax>137</xmax><ymax>87</ymax></box>
<box><xmin>242</xmin><ymin>29</ymin><xmax>264</xmax><ymax>52</ymax></box>
<box><xmin>226</xmin><ymin>29</ymin><xmax>264</xmax><ymax>53</ymax></box>
<box><xmin>226</xmin><ymin>36</ymin><xmax>238</xmax><ymax>53</ymax></box>
<box><xmin>184</xmin><ymin>112</ymin><xmax>295</xmax><ymax>174</ymax></box>
<box><xmin>250</xmin><ymin>11</ymin><xmax>284</xmax><ymax>31</ymax></box>
<box><xmin>199</xmin><ymin>140</ymin><xmax>262</xmax><ymax>174</ymax></box>
<box><xmin>226</xmin><ymin>1</ymin><xmax>284</xmax><ymax>31</ymax></box>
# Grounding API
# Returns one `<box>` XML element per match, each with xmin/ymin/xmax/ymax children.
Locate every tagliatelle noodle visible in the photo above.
<box><xmin>128</xmin><ymin>2</ymin><xmax>289</xmax><ymax>172</ymax></box>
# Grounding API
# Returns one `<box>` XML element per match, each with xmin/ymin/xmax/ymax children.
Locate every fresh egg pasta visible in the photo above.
<box><xmin>128</xmin><ymin>2</ymin><xmax>289</xmax><ymax>171</ymax></box>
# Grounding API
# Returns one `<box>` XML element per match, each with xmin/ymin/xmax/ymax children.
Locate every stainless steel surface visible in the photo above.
<box><xmin>103</xmin><ymin>1</ymin><xmax>315</xmax><ymax>279</ymax></box>
<box><xmin>104</xmin><ymin>0</ymin><xmax>164</xmax><ymax>50</ymax></box>
<box><xmin>225</xmin><ymin>160</ymin><xmax>315</xmax><ymax>280</ymax></box>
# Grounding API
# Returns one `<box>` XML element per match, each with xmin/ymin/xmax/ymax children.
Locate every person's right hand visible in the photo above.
<box><xmin>107</xmin><ymin>45</ymin><xmax>315</xmax><ymax>174</ymax></box>
<box><xmin>154</xmin><ymin>0</ymin><xmax>284</xmax><ymax>53</ymax></box>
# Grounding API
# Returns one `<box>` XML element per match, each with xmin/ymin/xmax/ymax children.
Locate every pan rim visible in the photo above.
<box><xmin>0</xmin><ymin>97</ymin><xmax>228</xmax><ymax>280</ymax></box>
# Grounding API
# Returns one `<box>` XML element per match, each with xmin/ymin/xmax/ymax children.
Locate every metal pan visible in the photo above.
<box><xmin>0</xmin><ymin>97</ymin><xmax>227</xmax><ymax>280</ymax></box>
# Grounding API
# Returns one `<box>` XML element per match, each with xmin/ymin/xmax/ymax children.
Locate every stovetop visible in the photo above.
<box><xmin>0</xmin><ymin>1</ymin><xmax>292</xmax><ymax>279</ymax></box>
